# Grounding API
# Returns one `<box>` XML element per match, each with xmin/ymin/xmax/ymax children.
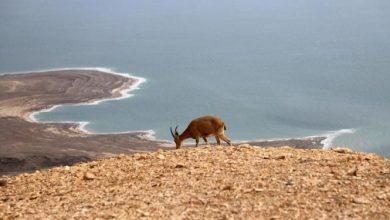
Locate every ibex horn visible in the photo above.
<box><xmin>174</xmin><ymin>125</ymin><xmax>179</xmax><ymax>135</ymax></box>
<box><xmin>170</xmin><ymin>127</ymin><xmax>175</xmax><ymax>138</ymax></box>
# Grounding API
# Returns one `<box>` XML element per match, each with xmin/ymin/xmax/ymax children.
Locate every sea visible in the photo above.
<box><xmin>1</xmin><ymin>0</ymin><xmax>389</xmax><ymax>157</ymax></box>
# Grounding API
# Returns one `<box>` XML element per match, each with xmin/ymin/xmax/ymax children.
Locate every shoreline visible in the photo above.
<box><xmin>0</xmin><ymin>67</ymin><xmax>342</xmax><ymax>174</ymax></box>
<box><xmin>25</xmin><ymin>67</ymin><xmax>155</xmax><ymax>138</ymax></box>
<box><xmin>10</xmin><ymin>68</ymin><xmax>353</xmax><ymax>148</ymax></box>
<box><xmin>0</xmin><ymin>68</ymin><xmax>168</xmax><ymax>174</ymax></box>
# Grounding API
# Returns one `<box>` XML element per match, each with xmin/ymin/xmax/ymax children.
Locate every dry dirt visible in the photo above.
<box><xmin>1</xmin><ymin>145</ymin><xmax>389</xmax><ymax>219</ymax></box>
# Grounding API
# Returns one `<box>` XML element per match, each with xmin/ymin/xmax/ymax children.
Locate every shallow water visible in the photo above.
<box><xmin>1</xmin><ymin>0</ymin><xmax>389</xmax><ymax>157</ymax></box>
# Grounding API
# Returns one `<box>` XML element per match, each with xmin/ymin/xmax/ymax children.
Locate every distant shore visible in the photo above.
<box><xmin>0</xmin><ymin>68</ymin><xmax>325</xmax><ymax>175</ymax></box>
<box><xmin>0</xmin><ymin>69</ymin><xmax>169</xmax><ymax>175</ymax></box>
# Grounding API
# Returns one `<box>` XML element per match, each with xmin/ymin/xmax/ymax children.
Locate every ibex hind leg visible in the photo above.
<box><xmin>220</xmin><ymin>135</ymin><xmax>232</xmax><ymax>146</ymax></box>
<box><xmin>203</xmin><ymin>137</ymin><xmax>208</xmax><ymax>145</ymax></box>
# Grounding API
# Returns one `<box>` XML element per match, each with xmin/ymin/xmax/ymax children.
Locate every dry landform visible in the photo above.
<box><xmin>0</xmin><ymin>69</ymin><xmax>167</xmax><ymax>175</ymax></box>
<box><xmin>0</xmin><ymin>69</ymin><xmax>326</xmax><ymax>175</ymax></box>
<box><xmin>0</xmin><ymin>145</ymin><xmax>389</xmax><ymax>219</ymax></box>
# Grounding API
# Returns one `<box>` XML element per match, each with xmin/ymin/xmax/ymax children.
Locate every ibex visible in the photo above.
<box><xmin>170</xmin><ymin>115</ymin><xmax>232</xmax><ymax>149</ymax></box>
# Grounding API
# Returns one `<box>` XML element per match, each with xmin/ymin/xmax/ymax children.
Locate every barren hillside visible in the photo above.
<box><xmin>1</xmin><ymin>145</ymin><xmax>389</xmax><ymax>219</ymax></box>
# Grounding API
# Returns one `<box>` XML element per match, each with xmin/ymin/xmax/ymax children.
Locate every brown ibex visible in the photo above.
<box><xmin>170</xmin><ymin>115</ymin><xmax>232</xmax><ymax>149</ymax></box>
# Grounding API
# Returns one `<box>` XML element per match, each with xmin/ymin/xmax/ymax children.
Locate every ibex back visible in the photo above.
<box><xmin>170</xmin><ymin>115</ymin><xmax>232</xmax><ymax>149</ymax></box>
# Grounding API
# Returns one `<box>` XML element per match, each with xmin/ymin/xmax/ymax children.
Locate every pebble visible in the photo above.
<box><xmin>1</xmin><ymin>145</ymin><xmax>389</xmax><ymax>219</ymax></box>
<box><xmin>0</xmin><ymin>179</ymin><xmax>7</xmax><ymax>187</ymax></box>
<box><xmin>347</xmin><ymin>167</ymin><xmax>358</xmax><ymax>176</ymax></box>
<box><xmin>273</xmin><ymin>155</ymin><xmax>286</xmax><ymax>160</ymax></box>
<box><xmin>175</xmin><ymin>163</ymin><xmax>185</xmax><ymax>168</ymax></box>
<box><xmin>221</xmin><ymin>185</ymin><xmax>232</xmax><ymax>191</ymax></box>
<box><xmin>136</xmin><ymin>209</ymin><xmax>150</xmax><ymax>217</ymax></box>
<box><xmin>83</xmin><ymin>172</ymin><xmax>96</xmax><ymax>180</ymax></box>
<box><xmin>352</xmin><ymin>197</ymin><xmax>371</xmax><ymax>204</ymax></box>
<box><xmin>332</xmin><ymin>147</ymin><xmax>353</xmax><ymax>154</ymax></box>
<box><xmin>116</xmin><ymin>154</ymin><xmax>126</xmax><ymax>159</ymax></box>
<box><xmin>238</xmin><ymin>144</ymin><xmax>251</xmax><ymax>148</ymax></box>
<box><xmin>376</xmin><ymin>193</ymin><xmax>387</xmax><ymax>200</ymax></box>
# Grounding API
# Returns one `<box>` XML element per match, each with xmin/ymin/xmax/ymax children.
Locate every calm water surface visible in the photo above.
<box><xmin>1</xmin><ymin>0</ymin><xmax>389</xmax><ymax>156</ymax></box>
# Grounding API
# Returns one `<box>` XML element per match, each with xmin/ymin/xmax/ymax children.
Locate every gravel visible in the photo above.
<box><xmin>1</xmin><ymin>145</ymin><xmax>389</xmax><ymax>219</ymax></box>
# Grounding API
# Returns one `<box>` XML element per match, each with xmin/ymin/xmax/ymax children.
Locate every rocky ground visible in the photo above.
<box><xmin>1</xmin><ymin>145</ymin><xmax>389</xmax><ymax>219</ymax></box>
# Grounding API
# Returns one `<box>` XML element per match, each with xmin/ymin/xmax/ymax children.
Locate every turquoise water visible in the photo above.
<box><xmin>1</xmin><ymin>0</ymin><xmax>389</xmax><ymax>156</ymax></box>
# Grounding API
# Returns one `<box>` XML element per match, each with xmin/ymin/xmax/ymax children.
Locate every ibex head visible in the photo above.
<box><xmin>170</xmin><ymin>125</ymin><xmax>182</xmax><ymax>149</ymax></box>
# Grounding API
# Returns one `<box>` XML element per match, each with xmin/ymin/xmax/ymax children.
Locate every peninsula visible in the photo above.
<box><xmin>0</xmin><ymin>69</ymin><xmax>168</xmax><ymax>174</ymax></box>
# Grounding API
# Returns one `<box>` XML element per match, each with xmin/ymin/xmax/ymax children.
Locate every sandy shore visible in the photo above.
<box><xmin>0</xmin><ymin>69</ymin><xmax>325</xmax><ymax>175</ymax></box>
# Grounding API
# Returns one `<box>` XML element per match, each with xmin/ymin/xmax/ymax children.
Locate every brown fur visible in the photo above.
<box><xmin>171</xmin><ymin>115</ymin><xmax>232</xmax><ymax>149</ymax></box>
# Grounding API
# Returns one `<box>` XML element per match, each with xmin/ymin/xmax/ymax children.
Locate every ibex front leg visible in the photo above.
<box><xmin>215</xmin><ymin>136</ymin><xmax>221</xmax><ymax>145</ymax></box>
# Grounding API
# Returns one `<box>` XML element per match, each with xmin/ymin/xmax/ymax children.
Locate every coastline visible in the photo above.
<box><xmin>0</xmin><ymin>68</ymin><xmax>168</xmax><ymax>174</ymax></box>
<box><xmin>1</xmin><ymin>67</ymin><xmax>339</xmax><ymax>175</ymax></box>
<box><xmin>3</xmin><ymin>68</ymin><xmax>356</xmax><ymax>148</ymax></box>
<box><xmin>24</xmin><ymin>67</ymin><xmax>152</xmax><ymax>136</ymax></box>
<box><xmin>241</xmin><ymin>128</ymin><xmax>357</xmax><ymax>149</ymax></box>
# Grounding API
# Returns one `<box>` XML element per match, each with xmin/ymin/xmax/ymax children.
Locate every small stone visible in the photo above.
<box><xmin>89</xmin><ymin>162</ymin><xmax>98</xmax><ymax>168</ymax></box>
<box><xmin>273</xmin><ymin>155</ymin><xmax>286</xmax><ymax>160</ymax></box>
<box><xmin>135</xmin><ymin>154</ymin><xmax>148</xmax><ymax>160</ymax></box>
<box><xmin>29</xmin><ymin>194</ymin><xmax>39</xmax><ymax>200</ymax></box>
<box><xmin>280</xmin><ymin>146</ymin><xmax>293</xmax><ymax>149</ymax></box>
<box><xmin>0</xmin><ymin>179</ymin><xmax>7</xmax><ymax>187</ymax></box>
<box><xmin>347</xmin><ymin>167</ymin><xmax>358</xmax><ymax>176</ymax></box>
<box><xmin>64</xmin><ymin>166</ymin><xmax>70</xmax><ymax>171</ymax></box>
<box><xmin>136</xmin><ymin>209</ymin><xmax>150</xmax><ymax>217</ymax></box>
<box><xmin>157</xmin><ymin>154</ymin><xmax>165</xmax><ymax>160</ymax></box>
<box><xmin>352</xmin><ymin>197</ymin><xmax>370</xmax><ymax>204</ymax></box>
<box><xmin>376</xmin><ymin>193</ymin><xmax>387</xmax><ymax>200</ymax></box>
<box><xmin>222</xmin><ymin>185</ymin><xmax>232</xmax><ymax>190</ymax></box>
<box><xmin>380</xmin><ymin>169</ymin><xmax>390</xmax><ymax>175</ymax></box>
<box><xmin>238</xmin><ymin>144</ymin><xmax>251</xmax><ymax>148</ymax></box>
<box><xmin>285</xmin><ymin>180</ymin><xmax>294</xmax><ymax>186</ymax></box>
<box><xmin>254</xmin><ymin>188</ymin><xmax>263</xmax><ymax>192</ymax></box>
<box><xmin>332</xmin><ymin>147</ymin><xmax>353</xmax><ymax>154</ymax></box>
<box><xmin>117</xmin><ymin>154</ymin><xmax>126</xmax><ymax>159</ymax></box>
<box><xmin>175</xmin><ymin>163</ymin><xmax>185</xmax><ymax>168</ymax></box>
<box><xmin>83</xmin><ymin>172</ymin><xmax>96</xmax><ymax>180</ymax></box>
